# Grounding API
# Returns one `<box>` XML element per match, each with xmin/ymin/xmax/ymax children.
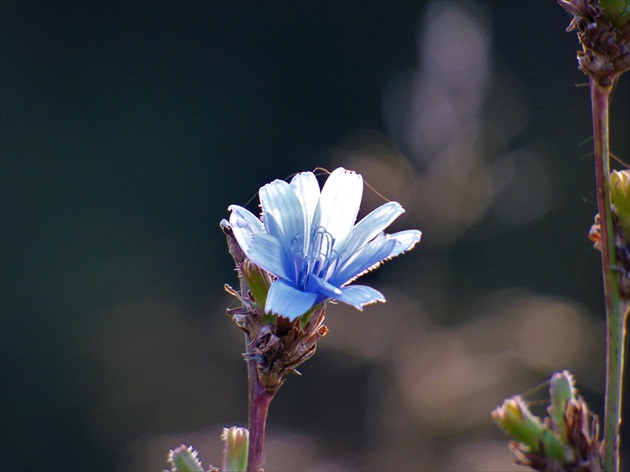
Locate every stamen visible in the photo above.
<box><xmin>322</xmin><ymin>251</ymin><xmax>342</xmax><ymax>280</ymax></box>
<box><xmin>306</xmin><ymin>227</ymin><xmax>336</xmax><ymax>280</ymax></box>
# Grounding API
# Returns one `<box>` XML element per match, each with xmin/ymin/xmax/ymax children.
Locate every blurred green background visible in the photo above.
<box><xmin>1</xmin><ymin>1</ymin><xmax>628</xmax><ymax>470</ymax></box>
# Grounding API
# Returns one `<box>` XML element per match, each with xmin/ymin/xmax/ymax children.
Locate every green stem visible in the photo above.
<box><xmin>246</xmin><ymin>357</ymin><xmax>273</xmax><ymax>472</ymax></box>
<box><xmin>590</xmin><ymin>78</ymin><xmax>625</xmax><ymax>472</ymax></box>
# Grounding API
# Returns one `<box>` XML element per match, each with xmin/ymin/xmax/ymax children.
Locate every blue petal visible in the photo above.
<box><xmin>305</xmin><ymin>273</ymin><xmax>343</xmax><ymax>299</ymax></box>
<box><xmin>336</xmin><ymin>201</ymin><xmax>404</xmax><ymax>257</ymax></box>
<box><xmin>265</xmin><ymin>279</ymin><xmax>318</xmax><ymax>321</ymax></box>
<box><xmin>247</xmin><ymin>233</ymin><xmax>295</xmax><ymax>281</ymax></box>
<box><xmin>330</xmin><ymin>233</ymin><xmax>397</xmax><ymax>286</ymax></box>
<box><xmin>313</xmin><ymin>168</ymin><xmax>363</xmax><ymax>243</ymax></box>
<box><xmin>337</xmin><ymin>285</ymin><xmax>385</xmax><ymax>310</ymax></box>
<box><xmin>261</xmin><ymin>211</ymin><xmax>286</xmax><ymax>248</ymax></box>
<box><xmin>332</xmin><ymin>230</ymin><xmax>421</xmax><ymax>286</ymax></box>
<box><xmin>387</xmin><ymin>230</ymin><xmax>422</xmax><ymax>258</ymax></box>
<box><xmin>290</xmin><ymin>171</ymin><xmax>320</xmax><ymax>254</ymax></box>
<box><xmin>306</xmin><ymin>275</ymin><xmax>384</xmax><ymax>310</ymax></box>
<box><xmin>259</xmin><ymin>179</ymin><xmax>305</xmax><ymax>249</ymax></box>
<box><xmin>228</xmin><ymin>205</ymin><xmax>265</xmax><ymax>256</ymax></box>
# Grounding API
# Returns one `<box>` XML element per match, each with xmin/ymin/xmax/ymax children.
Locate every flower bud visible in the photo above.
<box><xmin>492</xmin><ymin>397</ymin><xmax>545</xmax><ymax>453</ymax></box>
<box><xmin>548</xmin><ymin>370</ymin><xmax>576</xmax><ymax>438</ymax></box>
<box><xmin>222</xmin><ymin>426</ymin><xmax>249</xmax><ymax>472</ymax></box>
<box><xmin>610</xmin><ymin>170</ymin><xmax>630</xmax><ymax>240</ymax></box>
<box><xmin>494</xmin><ymin>372</ymin><xmax>602</xmax><ymax>468</ymax></box>
<box><xmin>167</xmin><ymin>445</ymin><xmax>204</xmax><ymax>472</ymax></box>
<box><xmin>492</xmin><ymin>396</ymin><xmax>567</xmax><ymax>463</ymax></box>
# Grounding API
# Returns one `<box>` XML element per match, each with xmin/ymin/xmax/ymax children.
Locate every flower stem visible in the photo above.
<box><xmin>590</xmin><ymin>77</ymin><xmax>626</xmax><ymax>472</ymax></box>
<box><xmin>246</xmin><ymin>357</ymin><xmax>274</xmax><ymax>472</ymax></box>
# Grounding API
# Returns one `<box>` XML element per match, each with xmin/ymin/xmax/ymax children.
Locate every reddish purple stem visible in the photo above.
<box><xmin>246</xmin><ymin>358</ymin><xmax>274</xmax><ymax>472</ymax></box>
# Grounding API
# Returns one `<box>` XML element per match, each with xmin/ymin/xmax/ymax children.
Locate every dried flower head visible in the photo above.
<box><xmin>559</xmin><ymin>0</ymin><xmax>630</xmax><ymax>85</ymax></box>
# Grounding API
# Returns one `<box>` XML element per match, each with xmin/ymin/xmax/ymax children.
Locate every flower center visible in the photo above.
<box><xmin>292</xmin><ymin>227</ymin><xmax>341</xmax><ymax>289</ymax></box>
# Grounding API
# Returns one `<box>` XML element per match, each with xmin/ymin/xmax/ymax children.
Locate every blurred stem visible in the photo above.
<box><xmin>590</xmin><ymin>78</ymin><xmax>625</xmax><ymax>472</ymax></box>
<box><xmin>246</xmin><ymin>357</ymin><xmax>273</xmax><ymax>472</ymax></box>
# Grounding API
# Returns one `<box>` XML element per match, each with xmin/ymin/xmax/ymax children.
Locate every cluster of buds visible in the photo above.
<box><xmin>493</xmin><ymin>371</ymin><xmax>603</xmax><ymax>471</ymax></box>
<box><xmin>221</xmin><ymin>220</ymin><xmax>329</xmax><ymax>395</ymax></box>
<box><xmin>558</xmin><ymin>0</ymin><xmax>630</xmax><ymax>85</ymax></box>
<box><xmin>589</xmin><ymin>170</ymin><xmax>630</xmax><ymax>299</ymax></box>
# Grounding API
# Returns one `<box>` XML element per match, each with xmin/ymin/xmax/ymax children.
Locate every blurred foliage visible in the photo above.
<box><xmin>1</xmin><ymin>1</ymin><xmax>628</xmax><ymax>471</ymax></box>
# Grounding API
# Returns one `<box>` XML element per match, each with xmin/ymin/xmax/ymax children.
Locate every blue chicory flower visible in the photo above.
<box><xmin>227</xmin><ymin>167</ymin><xmax>421</xmax><ymax>321</ymax></box>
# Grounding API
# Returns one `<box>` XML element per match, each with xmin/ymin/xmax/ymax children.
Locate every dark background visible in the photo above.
<box><xmin>1</xmin><ymin>1</ymin><xmax>628</xmax><ymax>470</ymax></box>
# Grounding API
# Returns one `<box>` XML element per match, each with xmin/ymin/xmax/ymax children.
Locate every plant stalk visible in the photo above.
<box><xmin>246</xmin><ymin>357</ymin><xmax>273</xmax><ymax>472</ymax></box>
<box><xmin>590</xmin><ymin>77</ymin><xmax>626</xmax><ymax>472</ymax></box>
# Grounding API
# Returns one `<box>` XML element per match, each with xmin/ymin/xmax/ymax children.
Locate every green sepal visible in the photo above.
<box><xmin>242</xmin><ymin>260</ymin><xmax>272</xmax><ymax>312</ymax></box>
<box><xmin>222</xmin><ymin>426</ymin><xmax>249</xmax><ymax>472</ymax></box>
<box><xmin>299</xmin><ymin>302</ymin><xmax>323</xmax><ymax>330</ymax></box>
<box><xmin>167</xmin><ymin>445</ymin><xmax>204</xmax><ymax>472</ymax></box>
<box><xmin>262</xmin><ymin>312</ymin><xmax>277</xmax><ymax>325</ymax></box>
